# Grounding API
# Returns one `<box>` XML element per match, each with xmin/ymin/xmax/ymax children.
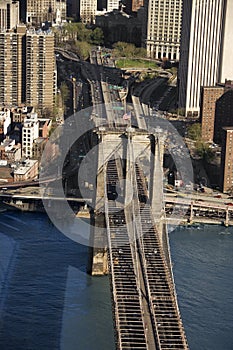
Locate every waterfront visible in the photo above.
<box><xmin>0</xmin><ymin>212</ymin><xmax>232</xmax><ymax>349</ymax></box>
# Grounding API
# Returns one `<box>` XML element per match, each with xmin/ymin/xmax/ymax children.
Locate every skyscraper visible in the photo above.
<box><xmin>0</xmin><ymin>26</ymin><xmax>24</xmax><ymax>106</ymax></box>
<box><xmin>219</xmin><ymin>2</ymin><xmax>233</xmax><ymax>83</ymax></box>
<box><xmin>0</xmin><ymin>0</ymin><xmax>19</xmax><ymax>30</ymax></box>
<box><xmin>25</xmin><ymin>28</ymin><xmax>56</xmax><ymax>110</ymax></box>
<box><xmin>178</xmin><ymin>0</ymin><xmax>233</xmax><ymax>117</ymax></box>
<box><xmin>146</xmin><ymin>0</ymin><xmax>182</xmax><ymax>60</ymax></box>
<box><xmin>0</xmin><ymin>25</ymin><xmax>56</xmax><ymax>111</ymax></box>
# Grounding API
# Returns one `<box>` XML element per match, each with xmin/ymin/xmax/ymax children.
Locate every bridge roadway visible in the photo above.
<box><xmin>2</xmin><ymin>188</ymin><xmax>233</xmax><ymax>224</ymax></box>
<box><xmin>103</xmin><ymin>155</ymin><xmax>189</xmax><ymax>349</ymax></box>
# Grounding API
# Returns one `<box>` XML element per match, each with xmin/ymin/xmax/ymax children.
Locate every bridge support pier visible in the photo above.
<box><xmin>225</xmin><ymin>207</ymin><xmax>229</xmax><ymax>227</ymax></box>
<box><xmin>89</xmin><ymin>212</ymin><xmax>109</xmax><ymax>275</ymax></box>
<box><xmin>189</xmin><ymin>201</ymin><xmax>194</xmax><ymax>224</ymax></box>
<box><xmin>150</xmin><ymin>134</ymin><xmax>165</xmax><ymax>232</ymax></box>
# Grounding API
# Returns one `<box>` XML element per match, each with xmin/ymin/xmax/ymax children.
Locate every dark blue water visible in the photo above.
<box><xmin>0</xmin><ymin>212</ymin><xmax>232</xmax><ymax>350</ymax></box>
<box><xmin>0</xmin><ymin>212</ymin><xmax>115</xmax><ymax>350</ymax></box>
<box><xmin>169</xmin><ymin>225</ymin><xmax>233</xmax><ymax>350</ymax></box>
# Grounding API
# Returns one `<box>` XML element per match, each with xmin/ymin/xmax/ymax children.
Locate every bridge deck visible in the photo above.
<box><xmin>104</xmin><ymin>158</ymin><xmax>189</xmax><ymax>350</ymax></box>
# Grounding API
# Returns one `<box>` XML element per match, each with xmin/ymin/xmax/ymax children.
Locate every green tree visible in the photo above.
<box><xmin>113</xmin><ymin>42</ymin><xmax>148</xmax><ymax>58</ymax></box>
<box><xmin>196</xmin><ymin>141</ymin><xmax>214</xmax><ymax>161</ymax></box>
<box><xmin>76</xmin><ymin>23</ymin><xmax>92</xmax><ymax>42</ymax></box>
<box><xmin>113</xmin><ymin>42</ymin><xmax>133</xmax><ymax>57</ymax></box>
<box><xmin>134</xmin><ymin>47</ymin><xmax>147</xmax><ymax>58</ymax></box>
<box><xmin>63</xmin><ymin>22</ymin><xmax>78</xmax><ymax>41</ymax></box>
<box><xmin>74</xmin><ymin>41</ymin><xmax>91</xmax><ymax>60</ymax></box>
<box><xmin>60</xmin><ymin>82</ymin><xmax>69</xmax><ymax>107</ymax></box>
<box><xmin>90</xmin><ymin>27</ymin><xmax>104</xmax><ymax>45</ymax></box>
<box><xmin>187</xmin><ymin>123</ymin><xmax>202</xmax><ymax>141</ymax></box>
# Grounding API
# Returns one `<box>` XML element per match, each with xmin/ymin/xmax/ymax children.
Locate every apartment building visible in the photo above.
<box><xmin>26</xmin><ymin>28</ymin><xmax>56</xmax><ymax>110</ymax></box>
<box><xmin>0</xmin><ymin>25</ymin><xmax>56</xmax><ymax>112</ymax></box>
<box><xmin>220</xmin><ymin>127</ymin><xmax>233</xmax><ymax>193</ymax></box>
<box><xmin>200</xmin><ymin>86</ymin><xmax>225</xmax><ymax>142</ymax></box>
<box><xmin>146</xmin><ymin>0</ymin><xmax>182</xmax><ymax>60</ymax></box>
<box><xmin>214</xmin><ymin>87</ymin><xmax>233</xmax><ymax>144</ymax></box>
<box><xmin>0</xmin><ymin>27</ymin><xmax>24</xmax><ymax>106</ymax></box>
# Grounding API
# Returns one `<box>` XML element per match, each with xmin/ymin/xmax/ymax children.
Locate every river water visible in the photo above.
<box><xmin>0</xmin><ymin>212</ymin><xmax>232</xmax><ymax>350</ymax></box>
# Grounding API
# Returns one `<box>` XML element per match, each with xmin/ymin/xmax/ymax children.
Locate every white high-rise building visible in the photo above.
<box><xmin>178</xmin><ymin>0</ymin><xmax>233</xmax><ymax>117</ymax></box>
<box><xmin>22</xmin><ymin>113</ymin><xmax>39</xmax><ymax>158</ymax></box>
<box><xmin>146</xmin><ymin>0</ymin><xmax>182</xmax><ymax>60</ymax></box>
<box><xmin>219</xmin><ymin>1</ymin><xmax>233</xmax><ymax>83</ymax></box>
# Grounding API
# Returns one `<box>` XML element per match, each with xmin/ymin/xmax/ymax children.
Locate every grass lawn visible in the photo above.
<box><xmin>115</xmin><ymin>58</ymin><xmax>159</xmax><ymax>69</ymax></box>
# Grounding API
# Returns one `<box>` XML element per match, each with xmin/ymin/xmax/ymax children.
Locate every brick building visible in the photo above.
<box><xmin>220</xmin><ymin>127</ymin><xmax>233</xmax><ymax>193</ymax></box>
<box><xmin>200</xmin><ymin>86</ymin><xmax>224</xmax><ymax>142</ymax></box>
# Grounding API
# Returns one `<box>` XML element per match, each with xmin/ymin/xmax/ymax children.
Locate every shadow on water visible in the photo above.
<box><xmin>0</xmin><ymin>212</ymin><xmax>115</xmax><ymax>350</ymax></box>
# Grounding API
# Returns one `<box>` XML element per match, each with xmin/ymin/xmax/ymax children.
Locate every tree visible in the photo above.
<box><xmin>77</xmin><ymin>24</ymin><xmax>92</xmax><ymax>42</ymax></box>
<box><xmin>134</xmin><ymin>47</ymin><xmax>147</xmax><ymax>58</ymax></box>
<box><xmin>187</xmin><ymin>123</ymin><xmax>202</xmax><ymax>141</ymax></box>
<box><xmin>63</xmin><ymin>22</ymin><xmax>78</xmax><ymax>41</ymax></box>
<box><xmin>74</xmin><ymin>41</ymin><xmax>91</xmax><ymax>60</ymax></box>
<box><xmin>196</xmin><ymin>141</ymin><xmax>214</xmax><ymax>161</ymax></box>
<box><xmin>113</xmin><ymin>42</ymin><xmax>136</xmax><ymax>58</ymax></box>
<box><xmin>60</xmin><ymin>82</ymin><xmax>69</xmax><ymax>107</ymax></box>
<box><xmin>90</xmin><ymin>27</ymin><xmax>104</xmax><ymax>45</ymax></box>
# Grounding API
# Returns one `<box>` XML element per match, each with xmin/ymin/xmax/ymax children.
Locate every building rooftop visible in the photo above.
<box><xmin>14</xmin><ymin>159</ymin><xmax>38</xmax><ymax>175</ymax></box>
<box><xmin>223</xmin><ymin>126</ymin><xmax>233</xmax><ymax>131</ymax></box>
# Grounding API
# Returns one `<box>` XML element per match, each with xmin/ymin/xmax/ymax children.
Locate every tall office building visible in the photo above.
<box><xmin>0</xmin><ymin>0</ymin><xmax>19</xmax><ymax>30</ymax></box>
<box><xmin>178</xmin><ymin>0</ymin><xmax>233</xmax><ymax>117</ymax></box>
<box><xmin>78</xmin><ymin>0</ymin><xmax>97</xmax><ymax>23</ymax></box>
<box><xmin>0</xmin><ymin>25</ymin><xmax>56</xmax><ymax>111</ymax></box>
<box><xmin>219</xmin><ymin>2</ymin><xmax>233</xmax><ymax>83</ymax></box>
<box><xmin>107</xmin><ymin>0</ymin><xmax>119</xmax><ymax>12</ymax></box>
<box><xmin>146</xmin><ymin>0</ymin><xmax>182</xmax><ymax>60</ymax></box>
